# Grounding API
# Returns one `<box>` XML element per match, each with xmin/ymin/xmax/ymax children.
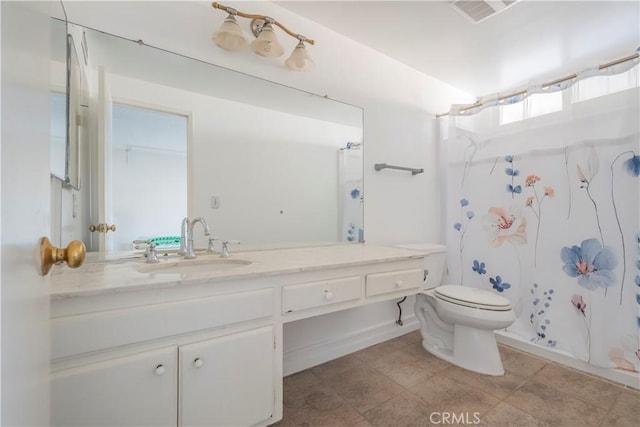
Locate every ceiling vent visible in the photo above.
<box><xmin>450</xmin><ymin>0</ymin><xmax>519</xmax><ymax>24</ymax></box>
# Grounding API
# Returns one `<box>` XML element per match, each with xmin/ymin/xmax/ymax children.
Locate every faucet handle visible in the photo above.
<box><xmin>220</xmin><ymin>240</ymin><xmax>240</xmax><ymax>258</ymax></box>
<box><xmin>206</xmin><ymin>236</ymin><xmax>221</xmax><ymax>253</ymax></box>
<box><xmin>146</xmin><ymin>243</ymin><xmax>160</xmax><ymax>264</ymax></box>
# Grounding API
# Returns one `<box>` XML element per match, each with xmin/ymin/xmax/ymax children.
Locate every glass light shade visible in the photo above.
<box><xmin>285</xmin><ymin>42</ymin><xmax>315</xmax><ymax>72</ymax></box>
<box><xmin>212</xmin><ymin>15</ymin><xmax>248</xmax><ymax>52</ymax></box>
<box><xmin>250</xmin><ymin>24</ymin><xmax>284</xmax><ymax>58</ymax></box>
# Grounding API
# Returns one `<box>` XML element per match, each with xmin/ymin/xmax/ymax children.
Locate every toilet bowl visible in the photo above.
<box><xmin>396</xmin><ymin>244</ymin><xmax>515</xmax><ymax>376</ymax></box>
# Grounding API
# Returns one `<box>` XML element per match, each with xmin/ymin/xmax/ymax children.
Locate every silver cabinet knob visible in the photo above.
<box><xmin>154</xmin><ymin>364</ymin><xmax>166</xmax><ymax>376</ymax></box>
<box><xmin>395</xmin><ymin>280</ymin><xmax>404</xmax><ymax>288</ymax></box>
<box><xmin>193</xmin><ymin>358</ymin><xmax>204</xmax><ymax>368</ymax></box>
<box><xmin>324</xmin><ymin>290</ymin><xmax>334</xmax><ymax>301</ymax></box>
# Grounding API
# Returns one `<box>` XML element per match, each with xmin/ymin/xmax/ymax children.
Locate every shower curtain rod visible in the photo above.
<box><xmin>436</xmin><ymin>51</ymin><xmax>639</xmax><ymax>118</ymax></box>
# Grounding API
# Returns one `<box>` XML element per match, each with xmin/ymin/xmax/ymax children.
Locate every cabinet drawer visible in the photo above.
<box><xmin>283</xmin><ymin>276</ymin><xmax>362</xmax><ymax>313</ymax></box>
<box><xmin>365</xmin><ymin>269</ymin><xmax>423</xmax><ymax>297</ymax></box>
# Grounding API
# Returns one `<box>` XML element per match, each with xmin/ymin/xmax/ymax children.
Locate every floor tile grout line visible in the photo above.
<box><xmin>525</xmin><ymin>369</ymin><xmax>625</xmax><ymax>413</ymax></box>
<box><xmin>315</xmin><ymin>362</ymin><xmax>408</xmax><ymax>418</ymax></box>
<box><xmin>506</xmin><ymin>374</ymin><xmax>616</xmax><ymax>426</ymax></box>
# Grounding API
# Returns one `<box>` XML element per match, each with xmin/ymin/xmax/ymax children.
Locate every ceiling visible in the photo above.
<box><xmin>277</xmin><ymin>1</ymin><xmax>640</xmax><ymax>97</ymax></box>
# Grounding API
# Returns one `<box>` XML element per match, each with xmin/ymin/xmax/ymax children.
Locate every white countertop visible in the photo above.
<box><xmin>50</xmin><ymin>243</ymin><xmax>441</xmax><ymax>299</ymax></box>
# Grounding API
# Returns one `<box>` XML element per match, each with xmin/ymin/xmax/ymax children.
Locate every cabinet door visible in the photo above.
<box><xmin>179</xmin><ymin>326</ymin><xmax>275</xmax><ymax>427</ymax></box>
<box><xmin>51</xmin><ymin>346</ymin><xmax>177</xmax><ymax>427</ymax></box>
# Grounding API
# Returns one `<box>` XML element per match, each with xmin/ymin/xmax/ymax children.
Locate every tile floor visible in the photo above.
<box><xmin>275</xmin><ymin>330</ymin><xmax>639</xmax><ymax>427</ymax></box>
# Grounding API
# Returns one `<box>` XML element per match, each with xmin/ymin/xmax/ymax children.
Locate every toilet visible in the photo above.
<box><xmin>397</xmin><ymin>243</ymin><xmax>515</xmax><ymax>376</ymax></box>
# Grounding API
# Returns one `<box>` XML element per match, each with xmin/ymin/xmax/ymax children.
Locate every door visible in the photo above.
<box><xmin>1</xmin><ymin>2</ymin><xmax>52</xmax><ymax>425</ymax></box>
<box><xmin>179</xmin><ymin>326</ymin><xmax>275</xmax><ymax>427</ymax></box>
<box><xmin>51</xmin><ymin>347</ymin><xmax>178</xmax><ymax>427</ymax></box>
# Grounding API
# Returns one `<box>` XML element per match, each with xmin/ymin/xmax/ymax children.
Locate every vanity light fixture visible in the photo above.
<box><xmin>211</xmin><ymin>2</ymin><xmax>315</xmax><ymax>71</ymax></box>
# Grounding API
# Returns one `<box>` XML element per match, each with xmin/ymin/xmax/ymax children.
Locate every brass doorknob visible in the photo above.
<box><xmin>40</xmin><ymin>237</ymin><xmax>86</xmax><ymax>275</ymax></box>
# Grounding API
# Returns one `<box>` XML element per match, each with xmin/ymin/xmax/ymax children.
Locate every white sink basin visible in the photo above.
<box><xmin>137</xmin><ymin>257</ymin><xmax>252</xmax><ymax>275</ymax></box>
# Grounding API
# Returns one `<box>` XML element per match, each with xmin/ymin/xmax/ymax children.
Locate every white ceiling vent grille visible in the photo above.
<box><xmin>450</xmin><ymin>1</ymin><xmax>519</xmax><ymax>24</ymax></box>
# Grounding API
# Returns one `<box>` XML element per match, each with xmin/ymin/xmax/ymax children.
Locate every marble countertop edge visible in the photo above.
<box><xmin>50</xmin><ymin>243</ymin><xmax>442</xmax><ymax>299</ymax></box>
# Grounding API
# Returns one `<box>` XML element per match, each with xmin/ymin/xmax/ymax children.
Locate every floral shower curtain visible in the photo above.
<box><xmin>441</xmin><ymin>59</ymin><xmax>639</xmax><ymax>373</ymax></box>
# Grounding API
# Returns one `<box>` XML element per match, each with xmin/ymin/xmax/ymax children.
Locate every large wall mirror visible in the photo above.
<box><xmin>51</xmin><ymin>19</ymin><xmax>364</xmax><ymax>253</ymax></box>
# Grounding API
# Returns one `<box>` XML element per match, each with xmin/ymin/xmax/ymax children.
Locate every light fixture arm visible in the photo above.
<box><xmin>211</xmin><ymin>2</ymin><xmax>315</xmax><ymax>45</ymax></box>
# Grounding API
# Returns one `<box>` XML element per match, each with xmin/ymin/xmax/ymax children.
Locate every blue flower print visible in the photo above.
<box><xmin>504</xmin><ymin>155</ymin><xmax>521</xmax><ymax>198</ymax></box>
<box><xmin>530</xmin><ymin>284</ymin><xmax>556</xmax><ymax>346</ymax></box>
<box><xmin>350</xmin><ymin>188</ymin><xmax>360</xmax><ymax>199</ymax></box>
<box><xmin>507</xmin><ymin>184</ymin><xmax>522</xmax><ymax>194</ymax></box>
<box><xmin>346</xmin><ymin>224</ymin><xmax>356</xmax><ymax>241</ymax></box>
<box><xmin>472</xmin><ymin>260</ymin><xmax>486</xmax><ymax>275</ymax></box>
<box><xmin>453</xmin><ymin>198</ymin><xmax>475</xmax><ymax>285</ymax></box>
<box><xmin>490</xmin><ymin>275</ymin><xmax>511</xmax><ymax>292</ymax></box>
<box><xmin>560</xmin><ymin>238</ymin><xmax>617</xmax><ymax>290</ymax></box>
<box><xmin>624</xmin><ymin>155</ymin><xmax>640</xmax><ymax>177</ymax></box>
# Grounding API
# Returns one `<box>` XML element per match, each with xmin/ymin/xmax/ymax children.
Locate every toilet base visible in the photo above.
<box><xmin>422</xmin><ymin>324</ymin><xmax>505</xmax><ymax>376</ymax></box>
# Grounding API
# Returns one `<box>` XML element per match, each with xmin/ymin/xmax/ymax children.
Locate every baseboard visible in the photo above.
<box><xmin>283</xmin><ymin>314</ymin><xmax>419</xmax><ymax>376</ymax></box>
<box><xmin>496</xmin><ymin>331</ymin><xmax>639</xmax><ymax>389</ymax></box>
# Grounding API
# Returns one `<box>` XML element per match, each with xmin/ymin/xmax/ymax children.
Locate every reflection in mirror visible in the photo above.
<box><xmin>65</xmin><ymin>33</ymin><xmax>84</xmax><ymax>190</ymax></box>
<box><xmin>52</xmin><ymin>19</ymin><xmax>363</xmax><ymax>253</ymax></box>
<box><xmin>50</xmin><ymin>20</ymin><xmax>67</xmax><ymax>180</ymax></box>
<box><xmin>50</xmin><ymin>19</ymin><xmax>86</xmax><ymax>190</ymax></box>
<box><xmin>50</xmin><ymin>93</ymin><xmax>66</xmax><ymax>179</ymax></box>
<box><xmin>112</xmin><ymin>103</ymin><xmax>187</xmax><ymax>251</ymax></box>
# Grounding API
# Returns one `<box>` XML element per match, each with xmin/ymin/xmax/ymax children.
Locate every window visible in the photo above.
<box><xmin>572</xmin><ymin>66</ymin><xmax>639</xmax><ymax>103</ymax></box>
<box><xmin>499</xmin><ymin>91</ymin><xmax>563</xmax><ymax>125</ymax></box>
<box><xmin>499</xmin><ymin>100</ymin><xmax>524</xmax><ymax>125</ymax></box>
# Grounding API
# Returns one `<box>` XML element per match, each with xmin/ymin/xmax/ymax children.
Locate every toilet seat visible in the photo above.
<box><xmin>434</xmin><ymin>284</ymin><xmax>512</xmax><ymax>312</ymax></box>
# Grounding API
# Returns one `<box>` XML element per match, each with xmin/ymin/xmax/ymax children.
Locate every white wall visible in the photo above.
<box><xmin>55</xmin><ymin>1</ymin><xmax>473</xmax><ymax>370</ymax></box>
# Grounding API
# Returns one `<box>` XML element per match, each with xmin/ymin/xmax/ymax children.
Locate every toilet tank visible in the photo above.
<box><xmin>394</xmin><ymin>243</ymin><xmax>447</xmax><ymax>289</ymax></box>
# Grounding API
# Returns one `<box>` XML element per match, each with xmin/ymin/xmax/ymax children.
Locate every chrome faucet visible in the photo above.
<box><xmin>178</xmin><ymin>217</ymin><xmax>189</xmax><ymax>256</ymax></box>
<box><xmin>184</xmin><ymin>217</ymin><xmax>211</xmax><ymax>259</ymax></box>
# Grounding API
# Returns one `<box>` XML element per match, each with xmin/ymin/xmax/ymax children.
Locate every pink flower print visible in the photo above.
<box><xmin>525</xmin><ymin>196</ymin><xmax>534</xmax><ymax>207</ymax></box>
<box><xmin>609</xmin><ymin>348</ymin><xmax>640</xmax><ymax>373</ymax></box>
<box><xmin>571</xmin><ymin>294</ymin><xmax>586</xmax><ymax>316</ymax></box>
<box><xmin>483</xmin><ymin>206</ymin><xmax>527</xmax><ymax>247</ymax></box>
<box><xmin>544</xmin><ymin>186</ymin><xmax>555</xmax><ymax>197</ymax></box>
<box><xmin>525</xmin><ymin>175</ymin><xmax>541</xmax><ymax>186</ymax></box>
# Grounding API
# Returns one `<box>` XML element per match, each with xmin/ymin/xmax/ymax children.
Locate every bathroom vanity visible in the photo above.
<box><xmin>49</xmin><ymin>244</ymin><xmax>430</xmax><ymax>427</ymax></box>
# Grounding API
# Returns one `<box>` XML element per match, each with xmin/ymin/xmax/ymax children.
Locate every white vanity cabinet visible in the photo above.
<box><xmin>179</xmin><ymin>326</ymin><xmax>275</xmax><ymax>427</ymax></box>
<box><xmin>51</xmin><ymin>346</ymin><xmax>178</xmax><ymax>427</ymax></box>
<box><xmin>52</xmin><ymin>327</ymin><xmax>276</xmax><ymax>427</ymax></box>
<box><xmin>50</xmin><ymin>244</ymin><xmax>430</xmax><ymax>427</ymax></box>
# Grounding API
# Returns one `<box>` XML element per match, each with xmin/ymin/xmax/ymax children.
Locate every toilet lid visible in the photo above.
<box><xmin>434</xmin><ymin>284</ymin><xmax>512</xmax><ymax>311</ymax></box>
